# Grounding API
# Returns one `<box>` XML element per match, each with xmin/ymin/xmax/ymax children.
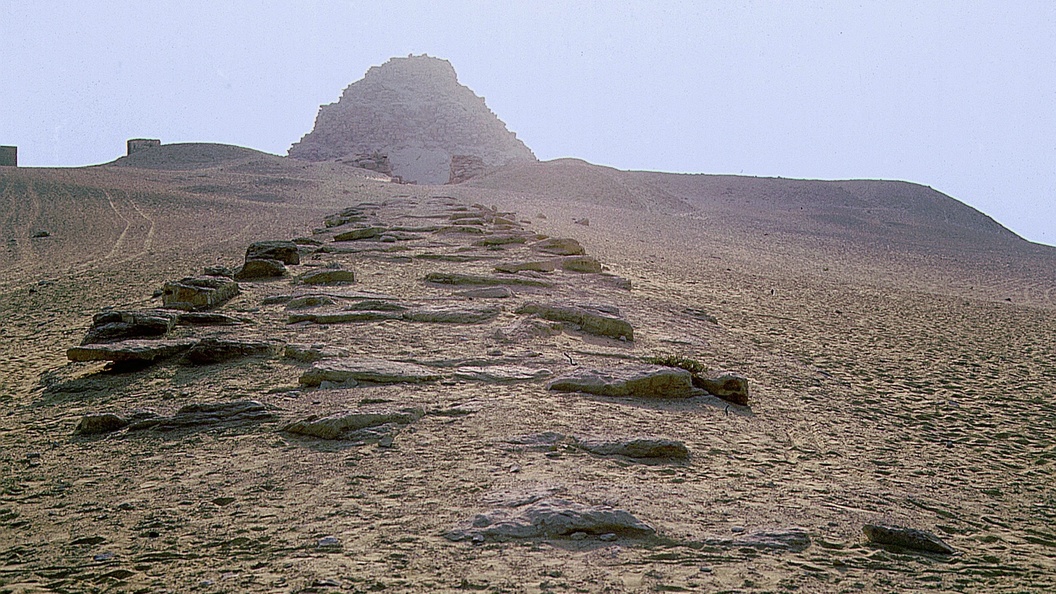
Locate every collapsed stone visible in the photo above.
<box><xmin>862</xmin><ymin>524</ymin><xmax>955</xmax><ymax>554</ymax></box>
<box><xmin>547</xmin><ymin>365</ymin><xmax>694</xmax><ymax>398</ymax></box>
<box><xmin>445</xmin><ymin>498</ymin><xmax>655</xmax><ymax>543</ymax></box>
<box><xmin>300</xmin><ymin>358</ymin><xmax>444</xmax><ymax>387</ymax></box>
<box><xmin>283</xmin><ymin>407</ymin><xmax>424</xmax><ymax>440</ymax></box>
<box><xmin>75</xmin><ymin>413</ymin><xmax>129</xmax><ymax>435</ymax></box>
<box><xmin>246</xmin><ymin>240</ymin><xmax>300</xmax><ymax>265</ymax></box>
<box><xmin>81</xmin><ymin>310</ymin><xmax>179</xmax><ymax>344</ymax></box>
<box><xmin>163</xmin><ymin>275</ymin><xmax>240</xmax><ymax>310</ymax></box>
<box><xmin>67</xmin><ymin>338</ymin><xmax>197</xmax><ymax>365</ymax></box>
<box><xmin>516</xmin><ymin>302</ymin><xmax>633</xmax><ymax>341</ymax></box>
<box><xmin>234</xmin><ymin>258</ymin><xmax>287</xmax><ymax>280</ymax></box>
<box><xmin>696</xmin><ymin>371</ymin><xmax>750</xmax><ymax>406</ymax></box>
<box><xmin>183</xmin><ymin>337</ymin><xmax>283</xmax><ymax>365</ymax></box>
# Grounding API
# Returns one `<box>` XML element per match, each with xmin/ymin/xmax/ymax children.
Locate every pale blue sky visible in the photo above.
<box><xmin>2</xmin><ymin>2</ymin><xmax>1054</xmax><ymax>244</ymax></box>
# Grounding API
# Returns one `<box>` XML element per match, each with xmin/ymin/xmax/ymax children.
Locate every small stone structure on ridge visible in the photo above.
<box><xmin>0</xmin><ymin>146</ymin><xmax>17</xmax><ymax>167</ymax></box>
<box><xmin>127</xmin><ymin>138</ymin><xmax>161</xmax><ymax>156</ymax></box>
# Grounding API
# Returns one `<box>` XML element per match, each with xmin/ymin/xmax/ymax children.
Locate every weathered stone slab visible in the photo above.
<box><xmin>863</xmin><ymin>524</ymin><xmax>955</xmax><ymax>554</ymax></box>
<box><xmin>162</xmin><ymin>275</ymin><xmax>241</xmax><ymax>311</ymax></box>
<box><xmin>474</xmin><ymin>234</ymin><xmax>529</xmax><ymax>247</ymax></box>
<box><xmin>494</xmin><ymin>260</ymin><xmax>557</xmax><ymax>274</ymax></box>
<box><xmin>82</xmin><ymin>309</ymin><xmax>179</xmax><ymax>344</ymax></box>
<box><xmin>283</xmin><ymin>408</ymin><xmax>424</xmax><ymax>440</ymax></box>
<box><xmin>560</xmin><ymin>256</ymin><xmax>603</xmax><ymax>273</ymax></box>
<box><xmin>334</xmin><ymin>226</ymin><xmax>385</xmax><ymax>241</ymax></box>
<box><xmin>696</xmin><ymin>371</ymin><xmax>750</xmax><ymax>406</ymax></box>
<box><xmin>234</xmin><ymin>258</ymin><xmax>286</xmax><ymax>280</ymax></box>
<box><xmin>515</xmin><ymin>302</ymin><xmax>633</xmax><ymax>341</ymax></box>
<box><xmin>246</xmin><ymin>240</ymin><xmax>300</xmax><ymax>265</ymax></box>
<box><xmin>300</xmin><ymin>358</ymin><xmax>444</xmax><ymax>387</ymax></box>
<box><xmin>548</xmin><ymin>365</ymin><xmax>694</xmax><ymax>398</ymax></box>
<box><xmin>297</xmin><ymin>269</ymin><xmax>356</xmax><ymax>285</ymax></box>
<box><xmin>454</xmin><ymin>365</ymin><xmax>552</xmax><ymax>383</ymax></box>
<box><xmin>574</xmin><ymin>437</ymin><xmax>689</xmax><ymax>459</ymax></box>
<box><xmin>532</xmin><ymin>237</ymin><xmax>585</xmax><ymax>256</ymax></box>
<box><xmin>724</xmin><ymin>528</ymin><xmax>812</xmax><ymax>552</ymax></box>
<box><xmin>445</xmin><ymin>499</ymin><xmax>655</xmax><ymax>543</ymax></box>
<box><xmin>424</xmin><ymin>272</ymin><xmax>551</xmax><ymax>288</ymax></box>
<box><xmin>287</xmin><ymin>311</ymin><xmax>402</xmax><ymax>324</ymax></box>
<box><xmin>402</xmin><ymin>304</ymin><xmax>501</xmax><ymax>324</ymax></box>
<box><xmin>67</xmin><ymin>338</ymin><xmax>196</xmax><ymax>364</ymax></box>
<box><xmin>182</xmin><ymin>337</ymin><xmax>283</xmax><ymax>365</ymax></box>
<box><xmin>176</xmin><ymin>312</ymin><xmax>246</xmax><ymax>326</ymax></box>
<box><xmin>286</xmin><ymin>295</ymin><xmax>337</xmax><ymax>309</ymax></box>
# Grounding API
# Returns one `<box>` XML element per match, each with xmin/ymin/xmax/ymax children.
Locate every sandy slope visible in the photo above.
<box><xmin>1</xmin><ymin>153</ymin><xmax>1054</xmax><ymax>593</ymax></box>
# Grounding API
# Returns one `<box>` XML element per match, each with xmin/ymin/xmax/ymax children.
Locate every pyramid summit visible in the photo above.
<box><xmin>288</xmin><ymin>54</ymin><xmax>536</xmax><ymax>184</ymax></box>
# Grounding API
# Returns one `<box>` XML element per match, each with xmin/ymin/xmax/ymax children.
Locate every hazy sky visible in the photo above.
<box><xmin>2</xmin><ymin>2</ymin><xmax>1054</xmax><ymax>244</ymax></box>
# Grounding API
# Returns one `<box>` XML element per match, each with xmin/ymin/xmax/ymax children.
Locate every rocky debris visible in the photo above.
<box><xmin>453</xmin><ymin>365</ymin><xmax>553</xmax><ymax>383</ymax></box>
<box><xmin>287</xmin><ymin>310</ymin><xmax>403</xmax><ymax>324</ymax></box>
<box><xmin>560</xmin><ymin>256</ymin><xmax>603</xmax><ymax>273</ymax></box>
<box><xmin>300</xmin><ymin>358</ymin><xmax>444</xmax><ymax>387</ymax></box>
<box><xmin>176</xmin><ymin>312</ymin><xmax>245</xmax><ymax>326</ymax></box>
<box><xmin>683</xmin><ymin>307</ymin><xmax>719</xmax><ymax>324</ymax></box>
<box><xmin>345</xmin><ymin>299</ymin><xmax>408</xmax><ymax>312</ymax></box>
<box><xmin>402</xmin><ymin>304</ymin><xmax>501</xmax><ymax>324</ymax></box>
<box><xmin>445</xmin><ymin>498</ymin><xmax>655</xmax><ymax>543</ymax></box>
<box><xmin>133</xmin><ymin>401</ymin><xmax>274</xmax><ymax>432</ymax></box>
<box><xmin>515</xmin><ymin>302</ymin><xmax>633</xmax><ymax>340</ymax></box>
<box><xmin>494</xmin><ymin>260</ymin><xmax>557</xmax><ymax>274</ymax></box>
<box><xmin>285</xmin><ymin>295</ymin><xmax>337</xmax><ymax>309</ymax></box>
<box><xmin>548</xmin><ymin>365</ymin><xmax>694</xmax><ymax>398</ymax></box>
<box><xmin>695</xmin><ymin>371</ymin><xmax>750</xmax><ymax>406</ymax></box>
<box><xmin>75</xmin><ymin>413</ymin><xmax>129</xmax><ymax>435</ymax></box>
<box><xmin>598</xmin><ymin>273</ymin><xmax>633</xmax><ymax>291</ymax></box>
<box><xmin>182</xmin><ymin>337</ymin><xmax>283</xmax><ymax>365</ymax></box>
<box><xmin>297</xmin><ymin>269</ymin><xmax>356</xmax><ymax>285</ymax></box>
<box><xmin>203</xmin><ymin>265</ymin><xmax>236</xmax><ymax>277</ymax></box>
<box><xmin>288</xmin><ymin>54</ymin><xmax>535</xmax><ymax>185</ymax></box>
<box><xmin>234</xmin><ymin>258</ymin><xmax>287</xmax><ymax>281</ymax></box>
<box><xmin>424</xmin><ymin>272</ymin><xmax>551</xmax><ymax>288</ymax></box>
<box><xmin>284</xmin><ymin>343</ymin><xmax>349</xmax><ymax>363</ymax></box>
<box><xmin>456</xmin><ymin>286</ymin><xmax>513</xmax><ymax>299</ymax></box>
<box><xmin>245</xmin><ymin>240</ymin><xmax>300</xmax><ymax>265</ymax></box>
<box><xmin>81</xmin><ymin>310</ymin><xmax>179</xmax><ymax>344</ymax></box>
<box><xmin>862</xmin><ymin>524</ymin><xmax>956</xmax><ymax>554</ymax></box>
<box><xmin>283</xmin><ymin>407</ymin><xmax>424</xmax><ymax>440</ymax></box>
<box><xmin>67</xmin><ymin>338</ymin><xmax>197</xmax><ymax>365</ymax></box>
<box><xmin>491</xmin><ymin>318</ymin><xmax>564</xmax><ymax>343</ymax></box>
<box><xmin>574</xmin><ymin>437</ymin><xmax>689</xmax><ymax>460</ymax></box>
<box><xmin>162</xmin><ymin>275</ymin><xmax>240</xmax><ymax>310</ymax></box>
<box><xmin>474</xmin><ymin>234</ymin><xmax>529</xmax><ymax>247</ymax></box>
<box><xmin>334</xmin><ymin>226</ymin><xmax>385</xmax><ymax>241</ymax></box>
<box><xmin>532</xmin><ymin>237</ymin><xmax>585</xmax><ymax>256</ymax></box>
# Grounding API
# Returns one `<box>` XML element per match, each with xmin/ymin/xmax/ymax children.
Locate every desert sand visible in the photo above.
<box><xmin>1</xmin><ymin>145</ymin><xmax>1054</xmax><ymax>593</ymax></box>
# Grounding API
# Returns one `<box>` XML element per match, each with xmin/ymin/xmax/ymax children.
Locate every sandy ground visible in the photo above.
<box><xmin>1</xmin><ymin>155</ymin><xmax>1054</xmax><ymax>593</ymax></box>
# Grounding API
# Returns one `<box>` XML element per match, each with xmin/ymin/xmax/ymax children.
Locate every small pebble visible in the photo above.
<box><xmin>699</xmin><ymin>566</ymin><xmax>713</xmax><ymax>573</ymax></box>
<box><xmin>570</xmin><ymin>531</ymin><xmax>588</xmax><ymax>540</ymax></box>
<box><xmin>731</xmin><ymin>526</ymin><xmax>745</xmax><ymax>533</ymax></box>
<box><xmin>317</xmin><ymin>536</ymin><xmax>340</xmax><ymax>548</ymax></box>
<box><xmin>378</xmin><ymin>435</ymin><xmax>395</xmax><ymax>448</ymax></box>
<box><xmin>599</xmin><ymin>533</ymin><xmax>618</xmax><ymax>542</ymax></box>
<box><xmin>471</xmin><ymin>534</ymin><xmax>485</xmax><ymax>545</ymax></box>
<box><xmin>93</xmin><ymin>552</ymin><xmax>114</xmax><ymax>561</ymax></box>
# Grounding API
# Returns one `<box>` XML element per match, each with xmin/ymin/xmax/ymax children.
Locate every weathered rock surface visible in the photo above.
<box><xmin>162</xmin><ymin>276</ymin><xmax>240</xmax><ymax>310</ymax></box>
<box><xmin>445</xmin><ymin>498</ymin><xmax>655</xmax><ymax>543</ymax></box>
<box><xmin>494</xmin><ymin>260</ymin><xmax>557</xmax><ymax>274</ymax></box>
<box><xmin>234</xmin><ymin>258</ymin><xmax>287</xmax><ymax>280</ymax></box>
<box><xmin>862</xmin><ymin>524</ymin><xmax>956</xmax><ymax>554</ymax></box>
<box><xmin>283</xmin><ymin>408</ymin><xmax>424</xmax><ymax>440</ymax></box>
<box><xmin>696</xmin><ymin>371</ymin><xmax>750</xmax><ymax>406</ymax></box>
<box><xmin>75</xmin><ymin>413</ymin><xmax>129</xmax><ymax>435</ymax></box>
<box><xmin>532</xmin><ymin>237</ymin><xmax>585</xmax><ymax>256</ymax></box>
<box><xmin>288</xmin><ymin>54</ymin><xmax>536</xmax><ymax>184</ymax></box>
<box><xmin>246</xmin><ymin>240</ymin><xmax>300</xmax><ymax>265</ymax></box>
<box><xmin>516</xmin><ymin>302</ymin><xmax>633</xmax><ymax>340</ymax></box>
<box><xmin>425</xmin><ymin>272</ymin><xmax>550</xmax><ymax>288</ymax></box>
<box><xmin>402</xmin><ymin>304</ymin><xmax>501</xmax><ymax>324</ymax></box>
<box><xmin>137</xmin><ymin>401</ymin><xmax>274</xmax><ymax>432</ymax></box>
<box><xmin>453</xmin><ymin>365</ymin><xmax>553</xmax><ymax>383</ymax></box>
<box><xmin>81</xmin><ymin>310</ymin><xmax>179</xmax><ymax>344</ymax></box>
<box><xmin>297</xmin><ymin>269</ymin><xmax>356</xmax><ymax>285</ymax></box>
<box><xmin>722</xmin><ymin>528</ymin><xmax>812</xmax><ymax>552</ymax></box>
<box><xmin>67</xmin><ymin>338</ymin><xmax>196</xmax><ymax>364</ymax></box>
<box><xmin>300</xmin><ymin>358</ymin><xmax>444</xmax><ymax>387</ymax></box>
<box><xmin>183</xmin><ymin>337</ymin><xmax>283</xmax><ymax>365</ymax></box>
<box><xmin>574</xmin><ymin>437</ymin><xmax>689</xmax><ymax>459</ymax></box>
<box><xmin>548</xmin><ymin>365</ymin><xmax>694</xmax><ymax>398</ymax></box>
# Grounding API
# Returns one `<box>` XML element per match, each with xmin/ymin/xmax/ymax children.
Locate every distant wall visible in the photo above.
<box><xmin>0</xmin><ymin>146</ymin><xmax>16</xmax><ymax>167</ymax></box>
<box><xmin>127</xmin><ymin>138</ymin><xmax>161</xmax><ymax>155</ymax></box>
